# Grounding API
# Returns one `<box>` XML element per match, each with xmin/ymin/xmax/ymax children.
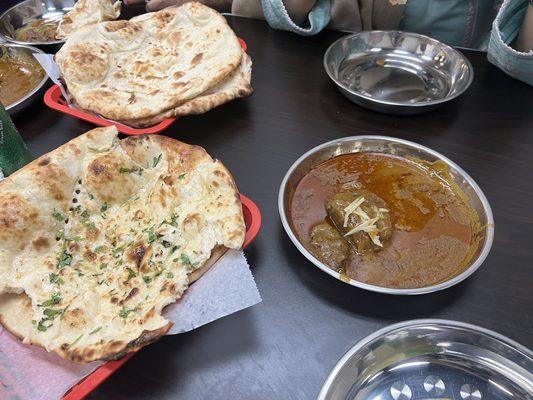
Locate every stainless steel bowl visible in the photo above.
<box><xmin>317</xmin><ymin>319</ymin><xmax>532</xmax><ymax>400</ymax></box>
<box><xmin>324</xmin><ymin>31</ymin><xmax>474</xmax><ymax>114</ymax></box>
<box><xmin>0</xmin><ymin>0</ymin><xmax>75</xmax><ymax>50</ymax></box>
<box><xmin>278</xmin><ymin>136</ymin><xmax>494</xmax><ymax>295</ymax></box>
<box><xmin>1</xmin><ymin>42</ymin><xmax>49</xmax><ymax>114</ymax></box>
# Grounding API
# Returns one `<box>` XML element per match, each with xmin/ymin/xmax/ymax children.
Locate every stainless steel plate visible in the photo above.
<box><xmin>0</xmin><ymin>0</ymin><xmax>75</xmax><ymax>49</ymax></box>
<box><xmin>318</xmin><ymin>320</ymin><xmax>533</xmax><ymax>400</ymax></box>
<box><xmin>324</xmin><ymin>31</ymin><xmax>473</xmax><ymax>114</ymax></box>
<box><xmin>278</xmin><ymin>136</ymin><xmax>494</xmax><ymax>295</ymax></box>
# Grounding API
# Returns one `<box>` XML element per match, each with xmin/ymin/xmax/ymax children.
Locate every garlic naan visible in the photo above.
<box><xmin>57</xmin><ymin>0</ymin><xmax>122</xmax><ymax>39</ymax></box>
<box><xmin>0</xmin><ymin>126</ymin><xmax>245</xmax><ymax>363</ymax></box>
<box><xmin>55</xmin><ymin>2</ymin><xmax>244</xmax><ymax>121</ymax></box>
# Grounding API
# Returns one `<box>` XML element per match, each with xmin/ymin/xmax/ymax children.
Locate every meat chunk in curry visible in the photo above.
<box><xmin>326</xmin><ymin>190</ymin><xmax>392</xmax><ymax>253</ymax></box>
<box><xmin>309</xmin><ymin>222</ymin><xmax>350</xmax><ymax>272</ymax></box>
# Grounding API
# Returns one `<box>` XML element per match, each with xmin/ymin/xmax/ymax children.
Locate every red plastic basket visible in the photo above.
<box><xmin>62</xmin><ymin>193</ymin><xmax>261</xmax><ymax>400</ymax></box>
<box><xmin>44</xmin><ymin>38</ymin><xmax>248</xmax><ymax>135</ymax></box>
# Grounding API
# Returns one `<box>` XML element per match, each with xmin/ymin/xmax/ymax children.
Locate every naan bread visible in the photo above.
<box><xmin>0</xmin><ymin>126</ymin><xmax>245</xmax><ymax>363</ymax></box>
<box><xmin>57</xmin><ymin>0</ymin><xmax>122</xmax><ymax>39</ymax></box>
<box><xmin>55</xmin><ymin>3</ymin><xmax>244</xmax><ymax>121</ymax></box>
<box><xmin>121</xmin><ymin>53</ymin><xmax>253</xmax><ymax>128</ymax></box>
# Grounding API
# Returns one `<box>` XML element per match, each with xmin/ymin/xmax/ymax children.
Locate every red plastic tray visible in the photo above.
<box><xmin>62</xmin><ymin>193</ymin><xmax>261</xmax><ymax>400</ymax></box>
<box><xmin>44</xmin><ymin>38</ymin><xmax>248</xmax><ymax>135</ymax></box>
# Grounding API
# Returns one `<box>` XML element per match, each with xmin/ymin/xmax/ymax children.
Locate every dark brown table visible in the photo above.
<box><xmin>10</xmin><ymin>15</ymin><xmax>533</xmax><ymax>400</ymax></box>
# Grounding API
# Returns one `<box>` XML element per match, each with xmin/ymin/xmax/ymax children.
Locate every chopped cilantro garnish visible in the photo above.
<box><xmin>161</xmin><ymin>240</ymin><xmax>172</xmax><ymax>248</ymax></box>
<box><xmin>143</xmin><ymin>225</ymin><xmax>161</xmax><ymax>243</ymax></box>
<box><xmin>43</xmin><ymin>308</ymin><xmax>62</xmax><ymax>318</ymax></box>
<box><xmin>52</xmin><ymin>209</ymin><xmax>64</xmax><ymax>222</ymax></box>
<box><xmin>170</xmin><ymin>245</ymin><xmax>179</xmax><ymax>255</ymax></box>
<box><xmin>112</xmin><ymin>246</ymin><xmax>125</xmax><ymax>258</ymax></box>
<box><xmin>57</xmin><ymin>249</ymin><xmax>72</xmax><ymax>269</ymax></box>
<box><xmin>180</xmin><ymin>254</ymin><xmax>192</xmax><ymax>266</ymax></box>
<box><xmin>90</xmin><ymin>327</ymin><xmax>102</xmax><ymax>335</ymax></box>
<box><xmin>166</xmin><ymin>271</ymin><xmax>174</xmax><ymax>279</ymax></box>
<box><xmin>56</xmin><ymin>230</ymin><xmax>67</xmax><ymax>241</ymax></box>
<box><xmin>142</xmin><ymin>276</ymin><xmax>152</xmax><ymax>284</ymax></box>
<box><xmin>68</xmin><ymin>334</ymin><xmax>83</xmax><ymax>349</ymax></box>
<box><xmin>168</xmin><ymin>213</ymin><xmax>179</xmax><ymax>227</ymax></box>
<box><xmin>80</xmin><ymin>209</ymin><xmax>90</xmax><ymax>219</ymax></box>
<box><xmin>49</xmin><ymin>273</ymin><xmax>64</xmax><ymax>285</ymax></box>
<box><xmin>119</xmin><ymin>307</ymin><xmax>135</xmax><ymax>318</ymax></box>
<box><xmin>99</xmin><ymin>263</ymin><xmax>108</xmax><ymax>270</ymax></box>
<box><xmin>153</xmin><ymin>153</ymin><xmax>162</xmax><ymax>167</ymax></box>
<box><xmin>37</xmin><ymin>320</ymin><xmax>49</xmax><ymax>332</ymax></box>
<box><xmin>41</xmin><ymin>292</ymin><xmax>62</xmax><ymax>307</ymax></box>
<box><xmin>126</xmin><ymin>267</ymin><xmax>137</xmax><ymax>281</ymax></box>
<box><xmin>100</xmin><ymin>202</ymin><xmax>108</xmax><ymax>213</ymax></box>
<box><xmin>119</xmin><ymin>166</ymin><xmax>143</xmax><ymax>175</ymax></box>
<box><xmin>88</xmin><ymin>193</ymin><xmax>94</xmax><ymax>200</ymax></box>
<box><xmin>94</xmin><ymin>245</ymin><xmax>105</xmax><ymax>253</ymax></box>
<box><xmin>178</xmin><ymin>173</ymin><xmax>186</xmax><ymax>179</ymax></box>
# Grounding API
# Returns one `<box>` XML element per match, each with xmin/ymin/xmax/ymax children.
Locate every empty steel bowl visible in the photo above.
<box><xmin>317</xmin><ymin>319</ymin><xmax>532</xmax><ymax>400</ymax></box>
<box><xmin>0</xmin><ymin>0</ymin><xmax>75</xmax><ymax>50</ymax></box>
<box><xmin>324</xmin><ymin>31</ymin><xmax>474</xmax><ymax>114</ymax></box>
<box><xmin>0</xmin><ymin>42</ymin><xmax>49</xmax><ymax>114</ymax></box>
<box><xmin>278</xmin><ymin>136</ymin><xmax>494</xmax><ymax>295</ymax></box>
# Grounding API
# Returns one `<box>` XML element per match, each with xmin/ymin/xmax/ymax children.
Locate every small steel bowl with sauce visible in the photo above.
<box><xmin>278</xmin><ymin>136</ymin><xmax>494</xmax><ymax>295</ymax></box>
<box><xmin>0</xmin><ymin>0</ymin><xmax>75</xmax><ymax>51</ymax></box>
<box><xmin>0</xmin><ymin>42</ymin><xmax>49</xmax><ymax>114</ymax></box>
<box><xmin>323</xmin><ymin>31</ymin><xmax>473</xmax><ymax>114</ymax></box>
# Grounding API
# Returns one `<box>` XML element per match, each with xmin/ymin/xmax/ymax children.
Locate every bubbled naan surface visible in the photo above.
<box><xmin>55</xmin><ymin>2</ymin><xmax>243</xmax><ymax>121</ymax></box>
<box><xmin>57</xmin><ymin>0</ymin><xmax>122</xmax><ymax>39</ymax></box>
<box><xmin>0</xmin><ymin>126</ymin><xmax>245</xmax><ymax>363</ymax></box>
<box><xmin>122</xmin><ymin>53</ymin><xmax>253</xmax><ymax>128</ymax></box>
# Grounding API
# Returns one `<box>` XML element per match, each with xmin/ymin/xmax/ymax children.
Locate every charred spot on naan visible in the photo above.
<box><xmin>85</xmin><ymin>153</ymin><xmax>140</xmax><ymax>203</ymax></box>
<box><xmin>125</xmin><ymin>242</ymin><xmax>150</xmax><ymax>271</ymax></box>
<box><xmin>99</xmin><ymin>20</ymin><xmax>145</xmax><ymax>49</ymax></box>
<box><xmin>33</xmin><ymin>162</ymin><xmax>72</xmax><ymax>202</ymax></box>
<box><xmin>0</xmin><ymin>193</ymin><xmax>41</xmax><ymax>253</ymax></box>
<box><xmin>60</xmin><ymin>42</ymin><xmax>110</xmax><ymax>85</ymax></box>
<box><xmin>32</xmin><ymin>237</ymin><xmax>51</xmax><ymax>252</ymax></box>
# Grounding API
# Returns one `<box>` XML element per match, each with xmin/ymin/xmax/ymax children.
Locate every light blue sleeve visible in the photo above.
<box><xmin>260</xmin><ymin>0</ymin><xmax>331</xmax><ymax>36</ymax></box>
<box><xmin>487</xmin><ymin>0</ymin><xmax>533</xmax><ymax>85</ymax></box>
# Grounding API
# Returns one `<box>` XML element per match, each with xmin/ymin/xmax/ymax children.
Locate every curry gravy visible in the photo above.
<box><xmin>290</xmin><ymin>152</ymin><xmax>481</xmax><ymax>289</ymax></box>
<box><xmin>0</xmin><ymin>50</ymin><xmax>45</xmax><ymax>107</ymax></box>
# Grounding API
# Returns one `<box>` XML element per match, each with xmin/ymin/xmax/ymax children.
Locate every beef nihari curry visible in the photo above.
<box><xmin>0</xmin><ymin>47</ymin><xmax>45</xmax><ymax>107</ymax></box>
<box><xmin>290</xmin><ymin>152</ymin><xmax>482</xmax><ymax>289</ymax></box>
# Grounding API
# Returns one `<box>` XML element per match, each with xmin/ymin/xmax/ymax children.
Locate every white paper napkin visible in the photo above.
<box><xmin>0</xmin><ymin>250</ymin><xmax>260</xmax><ymax>400</ymax></box>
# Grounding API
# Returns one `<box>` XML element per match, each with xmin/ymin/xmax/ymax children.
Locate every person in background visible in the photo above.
<box><xmin>124</xmin><ymin>0</ymin><xmax>532</xmax><ymax>84</ymax></box>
